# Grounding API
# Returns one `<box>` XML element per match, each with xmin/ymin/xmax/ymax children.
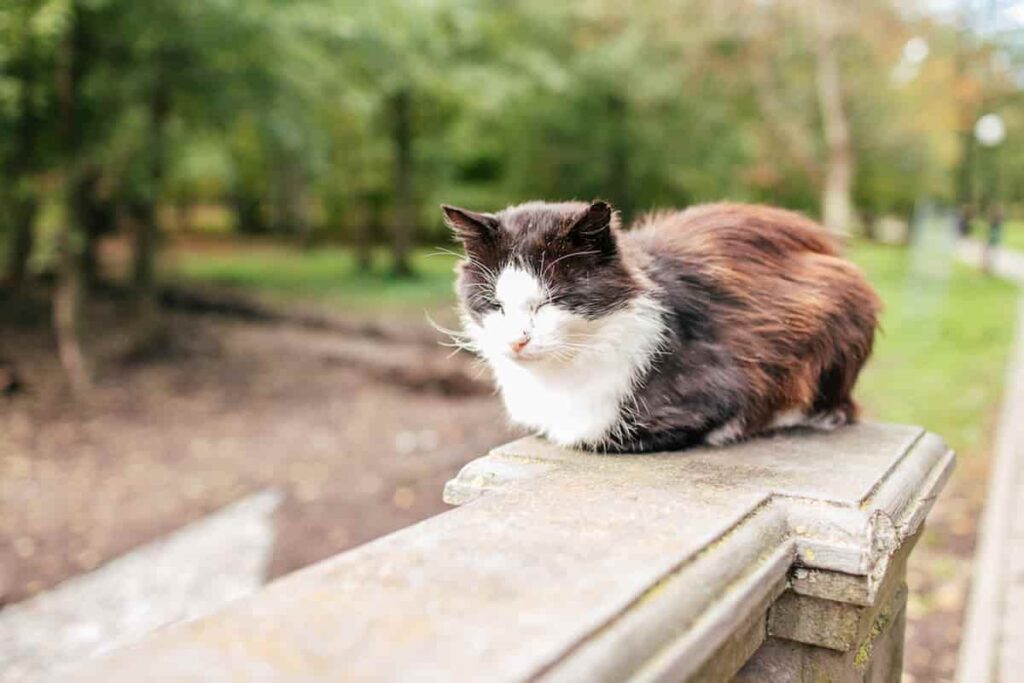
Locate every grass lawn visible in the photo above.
<box><xmin>170</xmin><ymin>237</ymin><xmax>1018</xmax><ymax>451</ymax></box>
<box><xmin>998</xmin><ymin>219</ymin><xmax>1024</xmax><ymax>253</ymax></box>
<box><xmin>850</xmin><ymin>241</ymin><xmax>1017</xmax><ymax>457</ymax></box>
<box><xmin>168</xmin><ymin>244</ymin><xmax>460</xmax><ymax>312</ymax></box>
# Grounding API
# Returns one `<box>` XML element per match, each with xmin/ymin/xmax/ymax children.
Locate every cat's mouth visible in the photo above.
<box><xmin>507</xmin><ymin>345</ymin><xmax>572</xmax><ymax>364</ymax></box>
<box><xmin>509</xmin><ymin>349</ymin><xmax>545</xmax><ymax>362</ymax></box>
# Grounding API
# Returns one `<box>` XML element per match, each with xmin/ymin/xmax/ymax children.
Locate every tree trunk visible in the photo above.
<box><xmin>5</xmin><ymin>198</ymin><xmax>37</xmax><ymax>285</ymax></box>
<box><xmin>862</xmin><ymin>210</ymin><xmax>879</xmax><ymax>242</ymax></box>
<box><xmin>355</xmin><ymin>192</ymin><xmax>384</xmax><ymax>273</ymax></box>
<box><xmin>74</xmin><ymin>169</ymin><xmax>112</xmax><ymax>289</ymax></box>
<box><xmin>133</xmin><ymin>75</ymin><xmax>169</xmax><ymax>303</ymax></box>
<box><xmin>605</xmin><ymin>93</ymin><xmax>632</xmax><ymax>220</ymax></box>
<box><xmin>814</xmin><ymin>1</ymin><xmax>854</xmax><ymax>235</ymax></box>
<box><xmin>280</xmin><ymin>158</ymin><xmax>312</xmax><ymax>246</ymax></box>
<box><xmin>80</xmin><ymin>221</ymin><xmax>100</xmax><ymax>288</ymax></box>
<box><xmin>54</xmin><ymin>1</ymin><xmax>90</xmax><ymax>395</ymax></box>
<box><xmin>956</xmin><ymin>129</ymin><xmax>976</xmax><ymax>207</ymax></box>
<box><xmin>132</xmin><ymin>200</ymin><xmax>158</xmax><ymax>296</ymax></box>
<box><xmin>355</xmin><ymin>222</ymin><xmax>373</xmax><ymax>271</ymax></box>
<box><xmin>54</xmin><ymin>224</ymin><xmax>89</xmax><ymax>395</ymax></box>
<box><xmin>389</xmin><ymin>89</ymin><xmax>415</xmax><ymax>277</ymax></box>
<box><xmin>233</xmin><ymin>192</ymin><xmax>267</xmax><ymax>234</ymax></box>
<box><xmin>175</xmin><ymin>199</ymin><xmax>189</xmax><ymax>232</ymax></box>
<box><xmin>953</xmin><ymin>16</ymin><xmax>976</xmax><ymax>209</ymax></box>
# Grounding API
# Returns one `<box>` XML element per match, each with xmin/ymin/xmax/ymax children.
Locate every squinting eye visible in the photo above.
<box><xmin>533</xmin><ymin>302</ymin><xmax>548</xmax><ymax>313</ymax></box>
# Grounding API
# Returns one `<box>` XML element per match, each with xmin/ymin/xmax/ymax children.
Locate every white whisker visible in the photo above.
<box><xmin>543</xmin><ymin>250</ymin><xmax>601</xmax><ymax>278</ymax></box>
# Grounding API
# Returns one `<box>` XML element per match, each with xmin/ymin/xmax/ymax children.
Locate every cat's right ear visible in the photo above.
<box><xmin>441</xmin><ymin>205</ymin><xmax>499</xmax><ymax>249</ymax></box>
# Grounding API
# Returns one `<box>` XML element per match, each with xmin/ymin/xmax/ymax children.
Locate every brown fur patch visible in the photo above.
<box><xmin>626</xmin><ymin>203</ymin><xmax>880</xmax><ymax>432</ymax></box>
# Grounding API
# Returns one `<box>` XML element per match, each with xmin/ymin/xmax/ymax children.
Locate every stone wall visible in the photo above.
<box><xmin>68</xmin><ymin>423</ymin><xmax>952</xmax><ymax>682</ymax></box>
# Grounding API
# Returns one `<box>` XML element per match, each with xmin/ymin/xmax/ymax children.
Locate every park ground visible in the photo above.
<box><xmin>0</xmin><ymin>232</ymin><xmax>1019</xmax><ymax>682</ymax></box>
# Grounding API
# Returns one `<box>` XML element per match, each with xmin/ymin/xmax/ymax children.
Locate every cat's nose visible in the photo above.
<box><xmin>510</xmin><ymin>336</ymin><xmax>531</xmax><ymax>354</ymax></box>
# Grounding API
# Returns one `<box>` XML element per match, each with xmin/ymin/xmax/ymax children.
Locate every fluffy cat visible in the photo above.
<box><xmin>443</xmin><ymin>200</ymin><xmax>881</xmax><ymax>453</ymax></box>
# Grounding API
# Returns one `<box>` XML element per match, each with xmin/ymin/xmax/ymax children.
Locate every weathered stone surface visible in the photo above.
<box><xmin>67</xmin><ymin>423</ymin><xmax>951</xmax><ymax>682</ymax></box>
<box><xmin>685</xmin><ymin>576</ymin><xmax>784</xmax><ymax>682</ymax></box>
<box><xmin>770</xmin><ymin>591</ymin><xmax>864</xmax><ymax>652</ymax></box>
<box><xmin>1</xmin><ymin>490</ymin><xmax>280</xmax><ymax>682</ymax></box>
<box><xmin>770</xmin><ymin>532</ymin><xmax>917</xmax><ymax>653</ymax></box>
<box><xmin>736</xmin><ymin>586</ymin><xmax>908</xmax><ymax>683</ymax></box>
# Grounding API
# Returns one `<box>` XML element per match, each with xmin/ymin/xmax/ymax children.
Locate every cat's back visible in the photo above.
<box><xmin>625</xmin><ymin>202</ymin><xmax>839</xmax><ymax>262</ymax></box>
<box><xmin>620</xmin><ymin>203</ymin><xmax>879</xmax><ymax>442</ymax></box>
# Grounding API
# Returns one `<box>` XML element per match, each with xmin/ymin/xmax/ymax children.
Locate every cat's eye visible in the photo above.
<box><xmin>532</xmin><ymin>302</ymin><xmax>548</xmax><ymax>313</ymax></box>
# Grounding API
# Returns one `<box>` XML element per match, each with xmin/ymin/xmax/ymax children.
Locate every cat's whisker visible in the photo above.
<box><xmin>431</xmin><ymin>247</ymin><xmax>501</xmax><ymax>286</ymax></box>
<box><xmin>542</xmin><ymin>250</ymin><xmax>601</xmax><ymax>278</ymax></box>
<box><xmin>425</xmin><ymin>312</ymin><xmax>481</xmax><ymax>361</ymax></box>
<box><xmin>427</xmin><ymin>247</ymin><xmax>465</xmax><ymax>259</ymax></box>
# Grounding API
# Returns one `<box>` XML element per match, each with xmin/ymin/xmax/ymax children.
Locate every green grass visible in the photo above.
<box><xmin>171</xmin><ymin>238</ymin><xmax>1018</xmax><ymax>457</ymax></box>
<box><xmin>850</xmin><ymin>241</ymin><xmax>1017</xmax><ymax>457</ymax></box>
<box><xmin>998</xmin><ymin>220</ymin><xmax>1024</xmax><ymax>253</ymax></box>
<box><xmin>169</xmin><ymin>245</ymin><xmax>459</xmax><ymax>312</ymax></box>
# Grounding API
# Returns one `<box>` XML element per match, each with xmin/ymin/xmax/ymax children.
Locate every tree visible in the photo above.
<box><xmin>0</xmin><ymin>0</ymin><xmax>61</xmax><ymax>285</ymax></box>
<box><xmin>813</xmin><ymin>0</ymin><xmax>855</xmax><ymax>235</ymax></box>
<box><xmin>54</xmin><ymin>0</ymin><xmax>90</xmax><ymax>394</ymax></box>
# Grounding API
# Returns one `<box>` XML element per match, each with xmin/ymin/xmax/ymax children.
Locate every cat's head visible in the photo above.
<box><xmin>443</xmin><ymin>200</ymin><xmax>640</xmax><ymax>364</ymax></box>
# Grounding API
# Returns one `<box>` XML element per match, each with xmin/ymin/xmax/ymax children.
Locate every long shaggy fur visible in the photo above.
<box><xmin>622</xmin><ymin>203</ymin><xmax>881</xmax><ymax>449</ymax></box>
<box><xmin>445</xmin><ymin>200</ymin><xmax>882</xmax><ymax>453</ymax></box>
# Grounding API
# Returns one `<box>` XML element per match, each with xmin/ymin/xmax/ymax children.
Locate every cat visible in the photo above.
<box><xmin>442</xmin><ymin>200</ymin><xmax>881</xmax><ymax>453</ymax></box>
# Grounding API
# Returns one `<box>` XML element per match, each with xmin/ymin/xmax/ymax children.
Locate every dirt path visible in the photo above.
<box><xmin>0</xmin><ymin>292</ymin><xmax>514</xmax><ymax>604</ymax></box>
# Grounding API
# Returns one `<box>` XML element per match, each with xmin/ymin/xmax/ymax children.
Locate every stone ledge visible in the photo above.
<box><xmin>769</xmin><ymin>531</ymin><xmax>918</xmax><ymax>653</ymax></box>
<box><xmin>67</xmin><ymin>422</ymin><xmax>952</xmax><ymax>682</ymax></box>
<box><xmin>449</xmin><ymin>425</ymin><xmax>952</xmax><ymax>591</ymax></box>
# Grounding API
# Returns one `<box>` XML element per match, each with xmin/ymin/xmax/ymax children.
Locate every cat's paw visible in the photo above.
<box><xmin>808</xmin><ymin>410</ymin><xmax>849</xmax><ymax>431</ymax></box>
<box><xmin>705</xmin><ymin>418</ymin><xmax>745</xmax><ymax>447</ymax></box>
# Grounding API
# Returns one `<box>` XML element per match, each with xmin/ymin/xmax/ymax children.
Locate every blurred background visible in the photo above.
<box><xmin>1</xmin><ymin>0</ymin><xmax>1022</xmax><ymax>680</ymax></box>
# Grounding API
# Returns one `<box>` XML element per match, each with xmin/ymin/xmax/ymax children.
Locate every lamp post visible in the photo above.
<box><xmin>974</xmin><ymin>113</ymin><xmax>1006</xmax><ymax>272</ymax></box>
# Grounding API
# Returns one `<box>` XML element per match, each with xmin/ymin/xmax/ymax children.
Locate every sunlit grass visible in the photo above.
<box><xmin>168</xmin><ymin>244</ymin><xmax>459</xmax><ymax>312</ymax></box>
<box><xmin>999</xmin><ymin>220</ymin><xmax>1024</xmax><ymax>253</ymax></box>
<box><xmin>850</xmin><ymin>240</ymin><xmax>1017</xmax><ymax>458</ymax></box>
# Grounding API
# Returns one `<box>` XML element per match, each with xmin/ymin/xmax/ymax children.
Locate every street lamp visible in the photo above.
<box><xmin>975</xmin><ymin>113</ymin><xmax>1006</xmax><ymax>147</ymax></box>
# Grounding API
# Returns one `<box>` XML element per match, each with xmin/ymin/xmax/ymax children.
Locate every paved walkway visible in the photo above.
<box><xmin>957</xmin><ymin>241</ymin><xmax>1024</xmax><ymax>682</ymax></box>
<box><xmin>956</xmin><ymin>239</ymin><xmax>1024</xmax><ymax>285</ymax></box>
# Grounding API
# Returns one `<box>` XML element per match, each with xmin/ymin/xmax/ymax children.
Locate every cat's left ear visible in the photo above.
<box><xmin>441</xmin><ymin>205</ymin><xmax>499</xmax><ymax>250</ymax></box>
<box><xmin>567</xmin><ymin>201</ymin><xmax>618</xmax><ymax>256</ymax></box>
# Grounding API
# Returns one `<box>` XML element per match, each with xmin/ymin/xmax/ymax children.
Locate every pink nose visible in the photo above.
<box><xmin>510</xmin><ymin>337</ymin><xmax>530</xmax><ymax>353</ymax></box>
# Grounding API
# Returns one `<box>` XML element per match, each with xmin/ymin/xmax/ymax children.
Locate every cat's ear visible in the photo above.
<box><xmin>567</xmin><ymin>201</ymin><xmax>617</xmax><ymax>255</ymax></box>
<box><xmin>442</xmin><ymin>205</ymin><xmax>499</xmax><ymax>249</ymax></box>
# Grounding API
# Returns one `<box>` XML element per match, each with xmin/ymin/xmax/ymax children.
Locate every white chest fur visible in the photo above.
<box><xmin>486</xmin><ymin>296</ymin><xmax>666</xmax><ymax>447</ymax></box>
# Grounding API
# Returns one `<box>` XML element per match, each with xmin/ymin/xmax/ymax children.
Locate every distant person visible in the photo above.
<box><xmin>957</xmin><ymin>204</ymin><xmax>974</xmax><ymax>238</ymax></box>
<box><xmin>983</xmin><ymin>204</ymin><xmax>1004</xmax><ymax>274</ymax></box>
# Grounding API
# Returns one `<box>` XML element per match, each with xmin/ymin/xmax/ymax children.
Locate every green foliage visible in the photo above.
<box><xmin>2</xmin><ymin>0</ymin><xmax>1023</xmax><ymax>274</ymax></box>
